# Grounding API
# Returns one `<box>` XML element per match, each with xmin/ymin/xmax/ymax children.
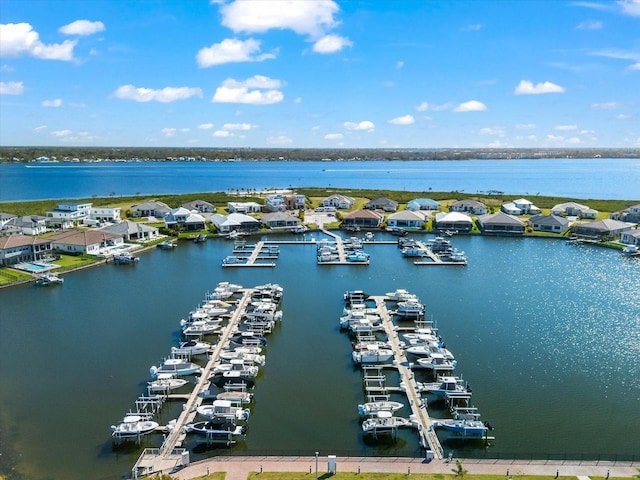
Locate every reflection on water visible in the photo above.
<box><xmin>0</xmin><ymin>235</ymin><xmax>638</xmax><ymax>479</ymax></box>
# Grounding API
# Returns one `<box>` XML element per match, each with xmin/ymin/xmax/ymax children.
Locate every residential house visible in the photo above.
<box><xmin>89</xmin><ymin>207</ymin><xmax>121</xmax><ymax>223</ymax></box>
<box><xmin>434</xmin><ymin>212</ymin><xmax>473</xmax><ymax>233</ymax></box>
<box><xmin>407</xmin><ymin>198</ymin><xmax>440</xmax><ymax>211</ymax></box>
<box><xmin>551</xmin><ymin>202</ymin><xmax>598</xmax><ymax>219</ymax></box>
<box><xmin>501</xmin><ymin>198</ymin><xmax>540</xmax><ymax>215</ymax></box>
<box><xmin>227</xmin><ymin>202</ymin><xmax>262</xmax><ymax>214</ymax></box>
<box><xmin>449</xmin><ymin>199</ymin><xmax>488</xmax><ymax>215</ymax></box>
<box><xmin>131</xmin><ymin>201</ymin><xmax>171</xmax><ymax>218</ymax></box>
<box><xmin>265</xmin><ymin>193</ymin><xmax>306</xmax><ymax>212</ymax></box>
<box><xmin>7</xmin><ymin>215</ymin><xmax>49</xmax><ymax>235</ymax></box>
<box><xmin>181</xmin><ymin>200</ymin><xmax>215</xmax><ymax>213</ymax></box>
<box><xmin>387</xmin><ymin>210</ymin><xmax>427</xmax><ymax>229</ymax></box>
<box><xmin>610</xmin><ymin>204</ymin><xmax>640</xmax><ymax>223</ymax></box>
<box><xmin>322</xmin><ymin>194</ymin><xmax>355</xmax><ymax>210</ymax></box>
<box><xmin>365</xmin><ymin>198</ymin><xmax>398</xmax><ymax>212</ymax></box>
<box><xmin>528</xmin><ymin>214</ymin><xmax>569</xmax><ymax>233</ymax></box>
<box><xmin>46</xmin><ymin>202</ymin><xmax>92</xmax><ymax>223</ymax></box>
<box><xmin>0</xmin><ymin>213</ymin><xmax>17</xmax><ymax>229</ymax></box>
<box><xmin>620</xmin><ymin>229</ymin><xmax>640</xmax><ymax>247</ymax></box>
<box><xmin>50</xmin><ymin>229</ymin><xmax>124</xmax><ymax>255</ymax></box>
<box><xmin>210</xmin><ymin>213</ymin><xmax>260</xmax><ymax>234</ymax></box>
<box><xmin>572</xmin><ymin>219</ymin><xmax>633</xmax><ymax>239</ymax></box>
<box><xmin>0</xmin><ymin>235</ymin><xmax>52</xmax><ymax>266</ymax></box>
<box><xmin>100</xmin><ymin>220</ymin><xmax>159</xmax><ymax>241</ymax></box>
<box><xmin>260</xmin><ymin>212</ymin><xmax>301</xmax><ymax>230</ymax></box>
<box><xmin>342</xmin><ymin>209</ymin><xmax>385</xmax><ymax>228</ymax></box>
<box><xmin>477</xmin><ymin>212</ymin><xmax>525</xmax><ymax>235</ymax></box>
<box><xmin>164</xmin><ymin>207</ymin><xmax>206</xmax><ymax>231</ymax></box>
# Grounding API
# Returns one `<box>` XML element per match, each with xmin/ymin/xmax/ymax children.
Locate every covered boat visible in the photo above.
<box><xmin>196</xmin><ymin>399</ymin><xmax>250</xmax><ymax>421</ymax></box>
<box><xmin>150</xmin><ymin>358</ymin><xmax>202</xmax><ymax>377</ymax></box>
<box><xmin>358</xmin><ymin>400</ymin><xmax>404</xmax><ymax>416</ymax></box>
<box><xmin>147</xmin><ymin>373</ymin><xmax>188</xmax><ymax>393</ymax></box>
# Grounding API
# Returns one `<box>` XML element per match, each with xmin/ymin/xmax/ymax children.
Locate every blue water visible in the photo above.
<box><xmin>1</xmin><ymin>158</ymin><xmax>639</xmax><ymax>201</ymax></box>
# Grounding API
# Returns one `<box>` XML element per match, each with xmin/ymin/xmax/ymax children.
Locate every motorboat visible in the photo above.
<box><xmin>111</xmin><ymin>414</ymin><xmax>159</xmax><ymax>439</ymax></box>
<box><xmin>435</xmin><ymin>407</ymin><xmax>491</xmax><ymax>438</ymax></box>
<box><xmin>438</xmin><ymin>248</ymin><xmax>467</xmax><ymax>264</ymax></box>
<box><xmin>339</xmin><ymin>309</ymin><xmax>381</xmax><ymax>329</ymax></box>
<box><xmin>405</xmin><ymin>341</ymin><xmax>454</xmax><ymax>360</ymax></box>
<box><xmin>209</xmin><ymin>371</ymin><xmax>256</xmax><ymax>389</ymax></box>
<box><xmin>622</xmin><ymin>245</ymin><xmax>640</xmax><ymax>256</ymax></box>
<box><xmin>197</xmin><ymin>389</ymin><xmax>253</xmax><ymax>404</ymax></box>
<box><xmin>385</xmin><ymin>289</ymin><xmax>418</xmax><ymax>302</ymax></box>
<box><xmin>402</xmin><ymin>246</ymin><xmax>430</xmax><ymax>257</ymax></box>
<box><xmin>251</xmin><ymin>283</ymin><xmax>283</xmax><ymax>302</ymax></box>
<box><xmin>230</xmin><ymin>332</ymin><xmax>267</xmax><ymax>347</ymax></box>
<box><xmin>222</xmin><ymin>255</ymin><xmax>245</xmax><ymax>266</ymax></box>
<box><xmin>171</xmin><ymin>340</ymin><xmax>212</xmax><ymax>356</ymax></box>
<box><xmin>185</xmin><ymin>419</ymin><xmax>246</xmax><ymax>439</ymax></box>
<box><xmin>216</xmin><ymin>281</ymin><xmax>243</xmax><ymax>293</ymax></box>
<box><xmin>212</xmin><ymin>359</ymin><xmax>259</xmax><ymax>377</ymax></box>
<box><xmin>147</xmin><ymin>373</ymin><xmax>188</xmax><ymax>393</ymax></box>
<box><xmin>386</xmin><ymin>227</ymin><xmax>408</xmax><ymax>237</ymax></box>
<box><xmin>352</xmin><ymin>343</ymin><xmax>395</xmax><ymax>364</ymax></box>
<box><xmin>182</xmin><ymin>320</ymin><xmax>222</xmax><ymax>336</ymax></box>
<box><xmin>349</xmin><ymin>319</ymin><xmax>385</xmax><ymax>335</ymax></box>
<box><xmin>422</xmin><ymin>376</ymin><xmax>471</xmax><ymax>398</ymax></box>
<box><xmin>197</xmin><ymin>399</ymin><xmax>250</xmax><ymax>421</ymax></box>
<box><xmin>361</xmin><ymin>411</ymin><xmax>411</xmax><ymax>433</ymax></box>
<box><xmin>219</xmin><ymin>351</ymin><xmax>266</xmax><ymax>366</ymax></box>
<box><xmin>358</xmin><ymin>400</ymin><xmax>404</xmax><ymax>416</ymax></box>
<box><xmin>394</xmin><ymin>300</ymin><xmax>425</xmax><ymax>317</ymax></box>
<box><xmin>157</xmin><ymin>240</ymin><xmax>176</xmax><ymax>249</ymax></box>
<box><xmin>35</xmin><ymin>273</ymin><xmax>64</xmax><ymax>286</ymax></box>
<box><xmin>344</xmin><ymin>290</ymin><xmax>370</xmax><ymax>304</ymax></box>
<box><xmin>113</xmin><ymin>252</ymin><xmax>139</xmax><ymax>264</ymax></box>
<box><xmin>292</xmin><ymin>225</ymin><xmax>308</xmax><ymax>234</ymax></box>
<box><xmin>346</xmin><ymin>251</ymin><xmax>370</xmax><ymax>263</ymax></box>
<box><xmin>150</xmin><ymin>358</ymin><xmax>202</xmax><ymax>377</ymax></box>
<box><xmin>193</xmin><ymin>233</ymin><xmax>207</xmax><ymax>243</ymax></box>
<box><xmin>317</xmin><ymin>252</ymin><xmax>339</xmax><ymax>263</ymax></box>
<box><xmin>364</xmin><ymin>231</ymin><xmax>375</xmax><ymax>241</ymax></box>
<box><xmin>415</xmin><ymin>353</ymin><xmax>457</xmax><ymax>372</ymax></box>
<box><xmin>426</xmin><ymin>236</ymin><xmax>452</xmax><ymax>252</ymax></box>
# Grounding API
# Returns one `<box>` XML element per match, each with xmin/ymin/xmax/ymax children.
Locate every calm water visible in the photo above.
<box><xmin>1</xmin><ymin>158</ymin><xmax>640</xmax><ymax>201</ymax></box>
<box><xmin>1</xmin><ymin>234</ymin><xmax>639</xmax><ymax>480</ymax></box>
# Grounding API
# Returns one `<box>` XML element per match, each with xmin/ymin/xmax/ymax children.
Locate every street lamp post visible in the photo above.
<box><xmin>315</xmin><ymin>451</ymin><xmax>319</xmax><ymax>479</ymax></box>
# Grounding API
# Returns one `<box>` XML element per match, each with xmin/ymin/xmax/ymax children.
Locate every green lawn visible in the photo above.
<box><xmin>0</xmin><ymin>268</ymin><xmax>32</xmax><ymax>286</ymax></box>
<box><xmin>52</xmin><ymin>254</ymin><xmax>103</xmax><ymax>271</ymax></box>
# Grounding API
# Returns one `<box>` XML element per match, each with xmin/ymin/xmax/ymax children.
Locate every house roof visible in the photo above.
<box><xmin>185</xmin><ymin>213</ymin><xmax>205</xmax><ymax>224</ymax></box>
<box><xmin>552</xmin><ymin>201</ymin><xmax>590</xmax><ymax>211</ymax></box>
<box><xmin>529</xmin><ymin>214</ymin><xmax>569</xmax><ymax>227</ymax></box>
<box><xmin>343</xmin><ymin>209</ymin><xmax>385</xmax><ymax>219</ymax></box>
<box><xmin>387</xmin><ymin>210</ymin><xmax>425</xmax><ymax>221</ymax></box>
<box><xmin>451</xmin><ymin>199</ymin><xmax>486</xmax><ymax>208</ymax></box>
<box><xmin>50</xmin><ymin>229</ymin><xmax>122</xmax><ymax>246</ymax></box>
<box><xmin>133</xmin><ymin>201</ymin><xmax>170</xmax><ymax>211</ymax></box>
<box><xmin>512</xmin><ymin>198</ymin><xmax>533</xmax><ymax>205</ymax></box>
<box><xmin>227</xmin><ymin>213</ymin><xmax>259</xmax><ymax>223</ymax></box>
<box><xmin>100</xmin><ymin>220</ymin><xmax>157</xmax><ymax>236</ymax></box>
<box><xmin>261</xmin><ymin>212</ymin><xmax>299</xmax><ymax>222</ymax></box>
<box><xmin>576</xmin><ymin>219</ymin><xmax>633</xmax><ymax>233</ymax></box>
<box><xmin>182</xmin><ymin>199</ymin><xmax>213</xmax><ymax>210</ymax></box>
<box><xmin>408</xmin><ymin>198</ymin><xmax>439</xmax><ymax>206</ymax></box>
<box><xmin>478</xmin><ymin>211</ymin><xmax>525</xmax><ymax>226</ymax></box>
<box><xmin>436</xmin><ymin>212</ymin><xmax>473</xmax><ymax>223</ymax></box>
<box><xmin>0</xmin><ymin>234</ymin><xmax>50</xmax><ymax>249</ymax></box>
<box><xmin>366</xmin><ymin>197</ymin><xmax>398</xmax><ymax>206</ymax></box>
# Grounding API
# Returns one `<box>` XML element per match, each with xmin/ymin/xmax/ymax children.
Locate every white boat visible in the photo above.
<box><xmin>182</xmin><ymin>320</ymin><xmax>222</xmax><ymax>336</ymax></box>
<box><xmin>157</xmin><ymin>240</ymin><xmax>176</xmax><ymax>249</ymax></box>
<box><xmin>317</xmin><ymin>252</ymin><xmax>339</xmax><ymax>262</ymax></box>
<box><xmin>113</xmin><ymin>252</ymin><xmax>139</xmax><ymax>264</ymax></box>
<box><xmin>339</xmin><ymin>309</ymin><xmax>381</xmax><ymax>329</ymax></box>
<box><xmin>416</xmin><ymin>353</ymin><xmax>457</xmax><ymax>372</ymax></box>
<box><xmin>147</xmin><ymin>373</ymin><xmax>188</xmax><ymax>393</ymax></box>
<box><xmin>214</xmin><ymin>390</ymin><xmax>253</xmax><ymax>404</ymax></box>
<box><xmin>394</xmin><ymin>300</ymin><xmax>425</xmax><ymax>317</ymax></box>
<box><xmin>216</xmin><ymin>281</ymin><xmax>242</xmax><ymax>293</ymax></box>
<box><xmin>436</xmin><ymin>407</ymin><xmax>491</xmax><ymax>438</ymax></box>
<box><xmin>352</xmin><ymin>343</ymin><xmax>395</xmax><ymax>364</ymax></box>
<box><xmin>219</xmin><ymin>351</ymin><xmax>266</xmax><ymax>366</ymax></box>
<box><xmin>222</xmin><ymin>256</ymin><xmax>245</xmax><ymax>266</ymax></box>
<box><xmin>361</xmin><ymin>411</ymin><xmax>411</xmax><ymax>433</ymax></box>
<box><xmin>35</xmin><ymin>273</ymin><xmax>64</xmax><ymax>286</ymax></box>
<box><xmin>212</xmin><ymin>359</ymin><xmax>259</xmax><ymax>377</ymax></box>
<box><xmin>349</xmin><ymin>319</ymin><xmax>385</xmax><ymax>334</ymax></box>
<box><xmin>343</xmin><ymin>290</ymin><xmax>370</xmax><ymax>303</ymax></box>
<box><xmin>426</xmin><ymin>236</ymin><xmax>452</xmax><ymax>252</ymax></box>
<box><xmin>422</xmin><ymin>376</ymin><xmax>471</xmax><ymax>398</ymax></box>
<box><xmin>230</xmin><ymin>332</ymin><xmax>267</xmax><ymax>347</ymax></box>
<box><xmin>385</xmin><ymin>289</ymin><xmax>418</xmax><ymax>302</ymax></box>
<box><xmin>405</xmin><ymin>341</ymin><xmax>455</xmax><ymax>360</ymax></box>
<box><xmin>622</xmin><ymin>245</ymin><xmax>640</xmax><ymax>256</ymax></box>
<box><xmin>150</xmin><ymin>358</ymin><xmax>202</xmax><ymax>377</ymax></box>
<box><xmin>358</xmin><ymin>400</ymin><xmax>404</xmax><ymax>416</ymax></box>
<box><xmin>185</xmin><ymin>419</ymin><xmax>246</xmax><ymax>439</ymax></box>
<box><xmin>438</xmin><ymin>248</ymin><xmax>468</xmax><ymax>264</ymax></box>
<box><xmin>292</xmin><ymin>225</ymin><xmax>308</xmax><ymax>234</ymax></box>
<box><xmin>364</xmin><ymin>231</ymin><xmax>375</xmax><ymax>241</ymax></box>
<box><xmin>111</xmin><ymin>414</ymin><xmax>159</xmax><ymax>439</ymax></box>
<box><xmin>197</xmin><ymin>399</ymin><xmax>250</xmax><ymax>421</ymax></box>
<box><xmin>171</xmin><ymin>340</ymin><xmax>212</xmax><ymax>356</ymax></box>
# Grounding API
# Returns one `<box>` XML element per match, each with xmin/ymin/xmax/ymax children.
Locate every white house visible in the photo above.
<box><xmin>528</xmin><ymin>214</ymin><xmax>569</xmax><ymax>233</ymax></box>
<box><xmin>434</xmin><ymin>211</ymin><xmax>473</xmax><ymax>233</ymax></box>
<box><xmin>265</xmin><ymin>193</ymin><xmax>306</xmax><ymax>212</ymax></box>
<box><xmin>211</xmin><ymin>213</ymin><xmax>260</xmax><ymax>234</ymax></box>
<box><xmin>100</xmin><ymin>220</ymin><xmax>159</xmax><ymax>241</ymax></box>
<box><xmin>132</xmin><ymin>201</ymin><xmax>171</xmax><ymax>218</ymax></box>
<box><xmin>502</xmin><ymin>198</ymin><xmax>540</xmax><ymax>215</ymax></box>
<box><xmin>322</xmin><ymin>194</ymin><xmax>355</xmax><ymax>209</ymax></box>
<box><xmin>620</xmin><ymin>229</ymin><xmax>640</xmax><ymax>247</ymax></box>
<box><xmin>551</xmin><ymin>202</ymin><xmax>597</xmax><ymax>219</ymax></box>
<box><xmin>9</xmin><ymin>215</ymin><xmax>49</xmax><ymax>235</ymax></box>
<box><xmin>449</xmin><ymin>199</ymin><xmax>488</xmax><ymax>215</ymax></box>
<box><xmin>227</xmin><ymin>202</ymin><xmax>262</xmax><ymax>214</ymax></box>
<box><xmin>387</xmin><ymin>210</ymin><xmax>427</xmax><ymax>229</ymax></box>
<box><xmin>164</xmin><ymin>207</ymin><xmax>206</xmax><ymax>231</ymax></box>
<box><xmin>46</xmin><ymin>202</ymin><xmax>92</xmax><ymax>222</ymax></box>
<box><xmin>90</xmin><ymin>207</ymin><xmax>121</xmax><ymax>223</ymax></box>
<box><xmin>407</xmin><ymin>198</ymin><xmax>440</xmax><ymax>211</ymax></box>
<box><xmin>50</xmin><ymin>229</ymin><xmax>123</xmax><ymax>255</ymax></box>
<box><xmin>181</xmin><ymin>200</ymin><xmax>215</xmax><ymax>213</ymax></box>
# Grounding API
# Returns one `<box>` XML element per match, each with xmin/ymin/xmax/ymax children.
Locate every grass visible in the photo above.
<box><xmin>52</xmin><ymin>253</ymin><xmax>102</xmax><ymax>271</ymax></box>
<box><xmin>0</xmin><ymin>267</ymin><xmax>32</xmax><ymax>285</ymax></box>
<box><xmin>237</xmin><ymin>474</ymin><xmax>635</xmax><ymax>480</ymax></box>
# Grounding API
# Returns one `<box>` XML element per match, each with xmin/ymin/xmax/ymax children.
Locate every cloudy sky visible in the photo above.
<box><xmin>1</xmin><ymin>0</ymin><xmax>638</xmax><ymax>148</ymax></box>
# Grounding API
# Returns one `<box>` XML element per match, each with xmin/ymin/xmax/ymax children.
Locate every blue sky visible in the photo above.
<box><xmin>1</xmin><ymin>0</ymin><xmax>638</xmax><ymax>149</ymax></box>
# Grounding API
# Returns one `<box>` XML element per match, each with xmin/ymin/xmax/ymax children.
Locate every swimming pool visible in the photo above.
<box><xmin>15</xmin><ymin>262</ymin><xmax>55</xmax><ymax>273</ymax></box>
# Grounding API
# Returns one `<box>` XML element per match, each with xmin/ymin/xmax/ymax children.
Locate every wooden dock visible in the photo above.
<box><xmin>223</xmin><ymin>241</ymin><xmax>278</xmax><ymax>267</ymax></box>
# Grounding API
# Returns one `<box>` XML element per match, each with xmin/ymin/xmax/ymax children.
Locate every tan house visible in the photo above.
<box><xmin>0</xmin><ymin>235</ymin><xmax>52</xmax><ymax>266</ymax></box>
<box><xmin>50</xmin><ymin>229</ymin><xmax>123</xmax><ymax>255</ymax></box>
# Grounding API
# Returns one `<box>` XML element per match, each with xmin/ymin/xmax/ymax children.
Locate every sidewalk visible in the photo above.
<box><xmin>174</xmin><ymin>455</ymin><xmax>639</xmax><ymax>480</ymax></box>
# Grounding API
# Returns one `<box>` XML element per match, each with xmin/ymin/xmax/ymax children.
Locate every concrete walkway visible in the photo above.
<box><xmin>174</xmin><ymin>455</ymin><xmax>639</xmax><ymax>479</ymax></box>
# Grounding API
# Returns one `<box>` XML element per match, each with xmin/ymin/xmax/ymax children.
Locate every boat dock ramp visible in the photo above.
<box><xmin>222</xmin><ymin>241</ymin><xmax>278</xmax><ymax>267</ymax></box>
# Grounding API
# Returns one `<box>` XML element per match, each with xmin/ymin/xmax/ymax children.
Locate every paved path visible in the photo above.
<box><xmin>174</xmin><ymin>455</ymin><xmax>638</xmax><ymax>479</ymax></box>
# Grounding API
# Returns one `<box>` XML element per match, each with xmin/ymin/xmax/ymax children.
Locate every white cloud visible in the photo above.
<box><xmin>312</xmin><ymin>34</ymin><xmax>352</xmax><ymax>54</ymax></box>
<box><xmin>59</xmin><ymin>20</ymin><xmax>105</xmax><ymax>36</ymax></box>
<box><xmin>388</xmin><ymin>115</ymin><xmax>415</xmax><ymax>125</ymax></box>
<box><xmin>461</xmin><ymin>24</ymin><xmax>483</xmax><ymax>31</ymax></box>
<box><xmin>515</xmin><ymin>123</ymin><xmax>537</xmax><ymax>130</ymax></box>
<box><xmin>576</xmin><ymin>20</ymin><xmax>603</xmax><ymax>29</ymax></box>
<box><xmin>113</xmin><ymin>85</ymin><xmax>203</xmax><ymax>102</ymax></box>
<box><xmin>51</xmin><ymin>129</ymin><xmax>72</xmax><ymax>137</ymax></box>
<box><xmin>196</xmin><ymin>38</ymin><xmax>275</xmax><ymax>67</ymax></box>
<box><xmin>514</xmin><ymin>80</ymin><xmax>565</xmax><ymax>95</ymax></box>
<box><xmin>396</xmin><ymin>61</ymin><xmax>404</xmax><ymax>69</ymax></box>
<box><xmin>42</xmin><ymin>98</ymin><xmax>62</xmax><ymax>107</ymax></box>
<box><xmin>34</xmin><ymin>125</ymin><xmax>47</xmax><ymax>132</ymax></box>
<box><xmin>628</xmin><ymin>62</ymin><xmax>640</xmax><ymax>70</ymax></box>
<box><xmin>213</xmin><ymin>130</ymin><xmax>231</xmax><ymax>138</ymax></box>
<box><xmin>591</xmin><ymin>101</ymin><xmax>624</xmax><ymax>109</ymax></box>
<box><xmin>546</xmin><ymin>134</ymin><xmax>565</xmax><ymax>141</ymax></box>
<box><xmin>415</xmin><ymin>101</ymin><xmax>450</xmax><ymax>112</ymax></box>
<box><xmin>267</xmin><ymin>135</ymin><xmax>293</xmax><ymax>145</ymax></box>
<box><xmin>618</xmin><ymin>0</ymin><xmax>640</xmax><ymax>16</ymax></box>
<box><xmin>161</xmin><ymin>128</ymin><xmax>177</xmax><ymax>137</ymax></box>
<box><xmin>222</xmin><ymin>123</ymin><xmax>254</xmax><ymax>131</ymax></box>
<box><xmin>198</xmin><ymin>123</ymin><xmax>215</xmax><ymax>130</ymax></box>
<box><xmin>220</xmin><ymin>0</ymin><xmax>340</xmax><ymax>37</ymax></box>
<box><xmin>212</xmin><ymin>76</ymin><xmax>284</xmax><ymax>104</ymax></box>
<box><xmin>0</xmin><ymin>23</ymin><xmax>76</xmax><ymax>61</ymax></box>
<box><xmin>0</xmin><ymin>64</ymin><xmax>14</xmax><ymax>72</ymax></box>
<box><xmin>0</xmin><ymin>81</ymin><xmax>25</xmax><ymax>95</ymax></box>
<box><xmin>555</xmin><ymin>124</ymin><xmax>578</xmax><ymax>131</ymax></box>
<box><xmin>344</xmin><ymin>120</ymin><xmax>375</xmax><ymax>132</ymax></box>
<box><xmin>566</xmin><ymin>137</ymin><xmax>582</xmax><ymax>144</ymax></box>
<box><xmin>324</xmin><ymin>133</ymin><xmax>343</xmax><ymax>140</ymax></box>
<box><xmin>478</xmin><ymin>127</ymin><xmax>505</xmax><ymax>136</ymax></box>
<box><xmin>454</xmin><ymin>100</ymin><xmax>487</xmax><ymax>112</ymax></box>
<box><xmin>570</xmin><ymin>2</ymin><xmax>610</xmax><ymax>11</ymax></box>
<box><xmin>616</xmin><ymin>114</ymin><xmax>633</xmax><ymax>120</ymax></box>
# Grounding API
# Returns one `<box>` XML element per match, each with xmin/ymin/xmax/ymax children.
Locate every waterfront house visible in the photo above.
<box><xmin>477</xmin><ymin>212</ymin><xmax>525</xmax><ymax>235</ymax></box>
<box><xmin>181</xmin><ymin>199</ymin><xmax>215</xmax><ymax>214</ymax></box>
<box><xmin>572</xmin><ymin>219</ymin><xmax>634</xmax><ymax>239</ymax></box>
<box><xmin>342</xmin><ymin>209</ymin><xmax>384</xmax><ymax>228</ymax></box>
<box><xmin>322</xmin><ymin>194</ymin><xmax>355</xmax><ymax>210</ymax></box>
<box><xmin>501</xmin><ymin>198</ymin><xmax>540</xmax><ymax>215</ymax></box>
<box><xmin>0</xmin><ymin>235</ymin><xmax>52</xmax><ymax>266</ymax></box>
<box><xmin>211</xmin><ymin>213</ymin><xmax>260</xmax><ymax>234</ymax></box>
<box><xmin>6</xmin><ymin>215</ymin><xmax>49</xmax><ymax>236</ymax></box>
<box><xmin>260</xmin><ymin>212</ymin><xmax>301</xmax><ymax>230</ymax></box>
<box><xmin>0</xmin><ymin>213</ymin><xmax>17</xmax><ymax>229</ymax></box>
<box><xmin>620</xmin><ymin>229</ymin><xmax>640</xmax><ymax>247</ymax></box>
<box><xmin>99</xmin><ymin>220</ymin><xmax>159</xmax><ymax>242</ymax></box>
<box><xmin>46</xmin><ymin>202</ymin><xmax>92</xmax><ymax>223</ymax></box>
<box><xmin>89</xmin><ymin>207</ymin><xmax>121</xmax><ymax>224</ymax></box>
<box><xmin>365</xmin><ymin>197</ymin><xmax>398</xmax><ymax>212</ymax></box>
<box><xmin>387</xmin><ymin>210</ymin><xmax>427</xmax><ymax>229</ymax></box>
<box><xmin>265</xmin><ymin>193</ymin><xmax>306</xmax><ymax>212</ymax></box>
<box><xmin>407</xmin><ymin>198</ymin><xmax>440</xmax><ymax>211</ymax></box>
<box><xmin>50</xmin><ymin>229</ymin><xmax>124</xmax><ymax>255</ymax></box>
<box><xmin>610</xmin><ymin>204</ymin><xmax>640</xmax><ymax>223</ymax></box>
<box><xmin>227</xmin><ymin>202</ymin><xmax>262</xmax><ymax>214</ymax></box>
<box><xmin>551</xmin><ymin>202</ymin><xmax>598</xmax><ymax>219</ymax></box>
<box><xmin>434</xmin><ymin>212</ymin><xmax>473</xmax><ymax>233</ymax></box>
<box><xmin>131</xmin><ymin>201</ymin><xmax>171</xmax><ymax>218</ymax></box>
<box><xmin>449</xmin><ymin>199</ymin><xmax>488</xmax><ymax>215</ymax></box>
<box><xmin>528</xmin><ymin>214</ymin><xmax>570</xmax><ymax>233</ymax></box>
<box><xmin>164</xmin><ymin>207</ymin><xmax>206</xmax><ymax>231</ymax></box>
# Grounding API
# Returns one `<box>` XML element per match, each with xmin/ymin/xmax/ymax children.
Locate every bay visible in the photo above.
<box><xmin>0</xmin><ymin>234</ymin><xmax>639</xmax><ymax>480</ymax></box>
<box><xmin>1</xmin><ymin>158</ymin><xmax>639</xmax><ymax>202</ymax></box>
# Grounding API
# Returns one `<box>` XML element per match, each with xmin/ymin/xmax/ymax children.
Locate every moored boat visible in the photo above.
<box><xmin>358</xmin><ymin>400</ymin><xmax>404</xmax><ymax>416</ymax></box>
<box><xmin>361</xmin><ymin>411</ymin><xmax>411</xmax><ymax>433</ymax></box>
<box><xmin>184</xmin><ymin>419</ymin><xmax>246</xmax><ymax>439</ymax></box>
<box><xmin>150</xmin><ymin>358</ymin><xmax>202</xmax><ymax>377</ymax></box>
<box><xmin>113</xmin><ymin>252</ymin><xmax>139</xmax><ymax>264</ymax></box>
<box><xmin>157</xmin><ymin>240</ymin><xmax>176</xmax><ymax>249</ymax></box>
<box><xmin>111</xmin><ymin>414</ymin><xmax>159</xmax><ymax>439</ymax></box>
<box><xmin>352</xmin><ymin>343</ymin><xmax>395</xmax><ymax>364</ymax></box>
<box><xmin>196</xmin><ymin>399</ymin><xmax>250</xmax><ymax>421</ymax></box>
<box><xmin>147</xmin><ymin>373</ymin><xmax>189</xmax><ymax>393</ymax></box>
<box><xmin>35</xmin><ymin>273</ymin><xmax>64</xmax><ymax>286</ymax></box>
<box><xmin>171</xmin><ymin>340</ymin><xmax>212</xmax><ymax>356</ymax></box>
